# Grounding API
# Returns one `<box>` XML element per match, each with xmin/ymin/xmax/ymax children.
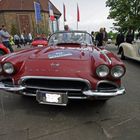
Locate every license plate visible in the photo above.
<box><xmin>37</xmin><ymin>44</ymin><xmax>43</xmax><ymax>47</ymax></box>
<box><xmin>36</xmin><ymin>90</ymin><xmax>68</xmax><ymax>106</ymax></box>
<box><xmin>45</xmin><ymin>94</ymin><xmax>61</xmax><ymax>103</ymax></box>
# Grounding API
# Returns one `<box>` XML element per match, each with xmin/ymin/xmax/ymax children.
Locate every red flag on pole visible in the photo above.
<box><xmin>48</xmin><ymin>1</ymin><xmax>55</xmax><ymax>21</ymax></box>
<box><xmin>77</xmin><ymin>4</ymin><xmax>80</xmax><ymax>22</ymax></box>
<box><xmin>63</xmin><ymin>3</ymin><xmax>66</xmax><ymax>22</ymax></box>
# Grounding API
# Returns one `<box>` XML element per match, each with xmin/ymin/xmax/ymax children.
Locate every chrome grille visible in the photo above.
<box><xmin>21</xmin><ymin>76</ymin><xmax>90</xmax><ymax>92</ymax></box>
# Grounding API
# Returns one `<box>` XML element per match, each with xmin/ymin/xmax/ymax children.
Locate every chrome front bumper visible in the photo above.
<box><xmin>83</xmin><ymin>87</ymin><xmax>125</xmax><ymax>97</ymax></box>
<box><xmin>0</xmin><ymin>82</ymin><xmax>125</xmax><ymax>98</ymax></box>
<box><xmin>0</xmin><ymin>82</ymin><xmax>26</xmax><ymax>91</ymax></box>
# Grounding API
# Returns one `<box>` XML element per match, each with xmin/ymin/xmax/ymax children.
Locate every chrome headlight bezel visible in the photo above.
<box><xmin>3</xmin><ymin>62</ymin><xmax>15</xmax><ymax>74</ymax></box>
<box><xmin>111</xmin><ymin>65</ymin><xmax>125</xmax><ymax>78</ymax></box>
<box><xmin>96</xmin><ymin>65</ymin><xmax>109</xmax><ymax>78</ymax></box>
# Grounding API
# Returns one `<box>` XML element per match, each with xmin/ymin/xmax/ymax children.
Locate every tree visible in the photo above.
<box><xmin>10</xmin><ymin>24</ymin><xmax>18</xmax><ymax>36</ymax></box>
<box><xmin>108</xmin><ymin>31</ymin><xmax>117</xmax><ymax>40</ymax></box>
<box><xmin>106</xmin><ymin>0</ymin><xmax>140</xmax><ymax>32</ymax></box>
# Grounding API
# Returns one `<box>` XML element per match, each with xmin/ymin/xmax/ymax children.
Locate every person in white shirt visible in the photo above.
<box><xmin>28</xmin><ymin>32</ymin><xmax>33</xmax><ymax>44</ymax></box>
<box><xmin>20</xmin><ymin>32</ymin><xmax>25</xmax><ymax>46</ymax></box>
<box><xmin>0</xmin><ymin>25</ymin><xmax>14</xmax><ymax>52</ymax></box>
<box><xmin>14</xmin><ymin>34</ymin><xmax>21</xmax><ymax>48</ymax></box>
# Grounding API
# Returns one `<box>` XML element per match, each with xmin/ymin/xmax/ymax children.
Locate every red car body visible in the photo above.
<box><xmin>31</xmin><ymin>37</ymin><xmax>48</xmax><ymax>47</ymax></box>
<box><xmin>0</xmin><ymin>31</ymin><xmax>126</xmax><ymax>106</ymax></box>
<box><xmin>0</xmin><ymin>43</ymin><xmax>10</xmax><ymax>55</ymax></box>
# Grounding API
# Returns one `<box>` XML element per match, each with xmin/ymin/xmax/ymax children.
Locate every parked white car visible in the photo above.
<box><xmin>118</xmin><ymin>40</ymin><xmax>140</xmax><ymax>61</ymax></box>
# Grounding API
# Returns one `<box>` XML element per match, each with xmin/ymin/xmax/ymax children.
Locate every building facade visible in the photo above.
<box><xmin>0</xmin><ymin>0</ymin><xmax>61</xmax><ymax>36</ymax></box>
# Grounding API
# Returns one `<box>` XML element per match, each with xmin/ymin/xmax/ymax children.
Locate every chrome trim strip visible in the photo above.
<box><xmin>68</xmin><ymin>96</ymin><xmax>87</xmax><ymax>99</ymax></box>
<box><xmin>99</xmin><ymin>49</ymin><xmax>112</xmax><ymax>64</ymax></box>
<box><xmin>20</xmin><ymin>92</ymin><xmax>88</xmax><ymax>99</ymax></box>
<box><xmin>83</xmin><ymin>87</ymin><xmax>125</xmax><ymax>97</ymax></box>
<box><xmin>22</xmin><ymin>92</ymin><xmax>36</xmax><ymax>96</ymax></box>
<box><xmin>20</xmin><ymin>76</ymin><xmax>90</xmax><ymax>82</ymax></box>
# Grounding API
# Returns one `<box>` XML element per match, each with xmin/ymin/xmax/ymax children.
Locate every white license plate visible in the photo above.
<box><xmin>36</xmin><ymin>91</ymin><xmax>68</xmax><ymax>106</ymax></box>
<box><xmin>37</xmin><ymin>44</ymin><xmax>43</xmax><ymax>47</ymax></box>
<box><xmin>45</xmin><ymin>94</ymin><xmax>61</xmax><ymax>103</ymax></box>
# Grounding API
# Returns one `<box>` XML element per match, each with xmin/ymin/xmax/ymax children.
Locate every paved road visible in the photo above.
<box><xmin>12</xmin><ymin>44</ymin><xmax>31</xmax><ymax>51</ymax></box>
<box><xmin>0</xmin><ymin>45</ymin><xmax>140</xmax><ymax>140</ymax></box>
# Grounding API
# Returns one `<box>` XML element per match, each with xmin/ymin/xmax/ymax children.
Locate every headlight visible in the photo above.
<box><xmin>3</xmin><ymin>62</ymin><xmax>14</xmax><ymax>74</ymax></box>
<box><xmin>96</xmin><ymin>65</ymin><xmax>109</xmax><ymax>77</ymax></box>
<box><xmin>0</xmin><ymin>64</ymin><xmax>2</xmax><ymax>73</ymax></box>
<box><xmin>111</xmin><ymin>65</ymin><xmax>125</xmax><ymax>78</ymax></box>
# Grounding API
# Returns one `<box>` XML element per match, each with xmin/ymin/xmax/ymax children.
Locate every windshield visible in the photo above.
<box><xmin>48</xmin><ymin>31</ymin><xmax>93</xmax><ymax>46</ymax></box>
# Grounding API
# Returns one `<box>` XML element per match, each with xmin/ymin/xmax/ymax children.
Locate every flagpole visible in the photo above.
<box><xmin>63</xmin><ymin>4</ymin><xmax>64</xmax><ymax>28</ymax></box>
<box><xmin>77</xmin><ymin>3</ymin><xmax>80</xmax><ymax>30</ymax></box>
<box><xmin>37</xmin><ymin>23</ymin><xmax>39</xmax><ymax>33</ymax></box>
<box><xmin>51</xmin><ymin>20</ymin><xmax>54</xmax><ymax>33</ymax></box>
<box><xmin>63</xmin><ymin>3</ymin><xmax>66</xmax><ymax>29</ymax></box>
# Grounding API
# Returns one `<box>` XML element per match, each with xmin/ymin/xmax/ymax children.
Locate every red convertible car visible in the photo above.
<box><xmin>31</xmin><ymin>37</ymin><xmax>48</xmax><ymax>47</ymax></box>
<box><xmin>0</xmin><ymin>31</ymin><xmax>126</xmax><ymax>106</ymax></box>
<box><xmin>0</xmin><ymin>43</ymin><xmax>10</xmax><ymax>55</ymax></box>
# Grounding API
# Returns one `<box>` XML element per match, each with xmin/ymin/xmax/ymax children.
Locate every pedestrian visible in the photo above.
<box><xmin>116</xmin><ymin>30</ymin><xmax>125</xmax><ymax>54</ymax></box>
<box><xmin>0</xmin><ymin>27</ymin><xmax>2</xmax><ymax>43</ymax></box>
<box><xmin>95</xmin><ymin>28</ymin><xmax>104</xmax><ymax>47</ymax></box>
<box><xmin>20</xmin><ymin>32</ymin><xmax>25</xmax><ymax>46</ymax></box>
<box><xmin>91</xmin><ymin>31</ymin><xmax>95</xmax><ymax>43</ymax></box>
<box><xmin>9</xmin><ymin>35</ymin><xmax>15</xmax><ymax>46</ymax></box>
<box><xmin>24</xmin><ymin>33</ymin><xmax>28</xmax><ymax>45</ymax></box>
<box><xmin>136</xmin><ymin>29</ymin><xmax>140</xmax><ymax>40</ymax></box>
<box><xmin>116</xmin><ymin>30</ymin><xmax>125</xmax><ymax>48</ymax></box>
<box><xmin>14</xmin><ymin>34</ymin><xmax>21</xmax><ymax>48</ymax></box>
<box><xmin>64</xmin><ymin>25</ymin><xmax>69</xmax><ymax>31</ymax></box>
<box><xmin>126</xmin><ymin>29</ymin><xmax>134</xmax><ymax>44</ymax></box>
<box><xmin>103</xmin><ymin>28</ymin><xmax>108</xmax><ymax>45</ymax></box>
<box><xmin>28</xmin><ymin>32</ymin><xmax>33</xmax><ymax>44</ymax></box>
<box><xmin>63</xmin><ymin>25</ymin><xmax>69</xmax><ymax>42</ymax></box>
<box><xmin>0</xmin><ymin>25</ymin><xmax>14</xmax><ymax>52</ymax></box>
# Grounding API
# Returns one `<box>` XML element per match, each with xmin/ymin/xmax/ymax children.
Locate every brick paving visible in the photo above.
<box><xmin>12</xmin><ymin>44</ymin><xmax>31</xmax><ymax>52</ymax></box>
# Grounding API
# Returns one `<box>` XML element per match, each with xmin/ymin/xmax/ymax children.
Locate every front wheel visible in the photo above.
<box><xmin>120</xmin><ymin>49</ymin><xmax>125</xmax><ymax>60</ymax></box>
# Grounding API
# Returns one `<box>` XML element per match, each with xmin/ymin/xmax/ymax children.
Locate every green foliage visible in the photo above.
<box><xmin>108</xmin><ymin>31</ymin><xmax>117</xmax><ymax>39</ymax></box>
<box><xmin>106</xmin><ymin>0</ymin><xmax>140</xmax><ymax>32</ymax></box>
<box><xmin>10</xmin><ymin>24</ymin><xmax>18</xmax><ymax>36</ymax></box>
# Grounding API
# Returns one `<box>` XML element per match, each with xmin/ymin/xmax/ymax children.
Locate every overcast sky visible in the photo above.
<box><xmin>51</xmin><ymin>0</ymin><xmax>114</xmax><ymax>33</ymax></box>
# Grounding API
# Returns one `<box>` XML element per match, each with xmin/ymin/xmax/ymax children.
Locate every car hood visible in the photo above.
<box><xmin>29</xmin><ymin>46</ymin><xmax>91</xmax><ymax>61</ymax></box>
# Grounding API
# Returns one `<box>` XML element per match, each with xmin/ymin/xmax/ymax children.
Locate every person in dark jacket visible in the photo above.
<box><xmin>136</xmin><ymin>30</ymin><xmax>140</xmax><ymax>40</ymax></box>
<box><xmin>95</xmin><ymin>28</ymin><xmax>104</xmax><ymax>46</ymax></box>
<box><xmin>103</xmin><ymin>28</ymin><xmax>108</xmax><ymax>45</ymax></box>
<box><xmin>126</xmin><ymin>29</ymin><xmax>134</xmax><ymax>44</ymax></box>
<box><xmin>116</xmin><ymin>31</ymin><xmax>125</xmax><ymax>47</ymax></box>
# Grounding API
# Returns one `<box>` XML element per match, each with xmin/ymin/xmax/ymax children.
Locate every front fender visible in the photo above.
<box><xmin>119</xmin><ymin>43</ymin><xmax>135</xmax><ymax>57</ymax></box>
<box><xmin>0</xmin><ymin>43</ymin><xmax>10</xmax><ymax>54</ymax></box>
